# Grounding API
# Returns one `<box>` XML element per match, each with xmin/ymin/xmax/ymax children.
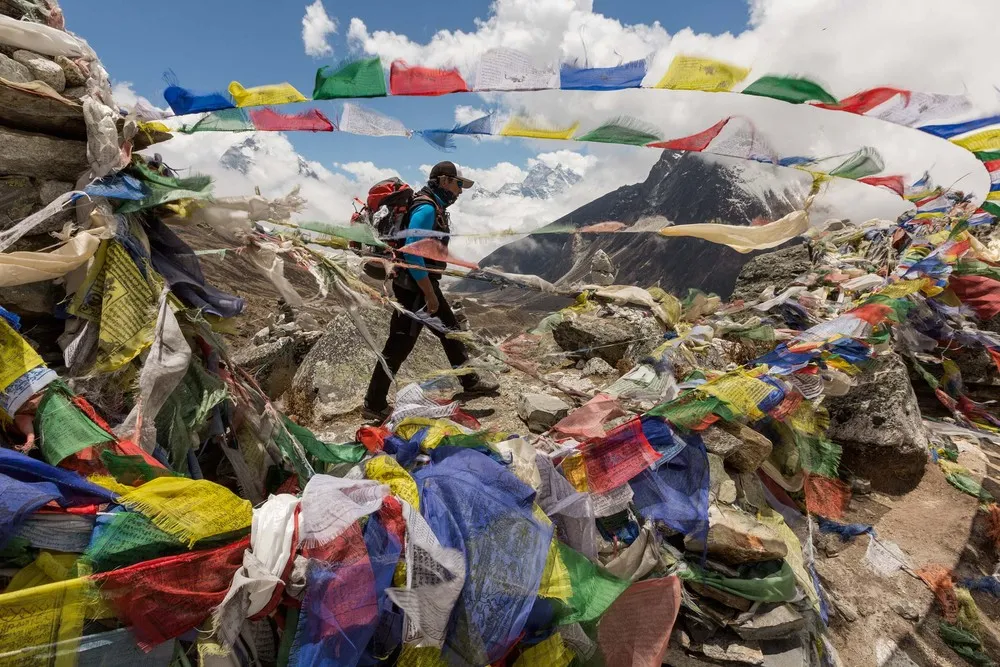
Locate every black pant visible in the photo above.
<box><xmin>364</xmin><ymin>278</ymin><xmax>474</xmax><ymax>409</ymax></box>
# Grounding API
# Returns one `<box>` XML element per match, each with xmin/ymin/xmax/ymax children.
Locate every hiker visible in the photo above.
<box><xmin>363</xmin><ymin>161</ymin><xmax>499</xmax><ymax>420</ymax></box>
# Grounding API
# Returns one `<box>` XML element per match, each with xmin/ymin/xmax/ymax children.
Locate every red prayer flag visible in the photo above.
<box><xmin>249</xmin><ymin>108</ymin><xmax>335</xmax><ymax>132</ymax></box>
<box><xmin>397</xmin><ymin>239</ymin><xmax>479</xmax><ymax>270</ymax></box>
<box><xmin>648</xmin><ymin>118</ymin><xmax>730</xmax><ymax>152</ymax></box>
<box><xmin>803</xmin><ymin>474</ymin><xmax>850</xmax><ymax>519</ymax></box>
<box><xmin>597</xmin><ymin>576</ymin><xmax>681</xmax><ymax>667</ymax></box>
<box><xmin>94</xmin><ymin>537</ymin><xmax>249</xmax><ymax>649</ymax></box>
<box><xmin>389</xmin><ymin>60</ymin><xmax>469</xmax><ymax>96</ymax></box>
<box><xmin>579</xmin><ymin>418</ymin><xmax>661</xmax><ymax>493</ymax></box>
<box><xmin>949</xmin><ymin>274</ymin><xmax>1000</xmax><ymax>320</ymax></box>
<box><xmin>858</xmin><ymin>175</ymin><xmax>905</xmax><ymax>196</ymax></box>
<box><xmin>813</xmin><ymin>87</ymin><xmax>908</xmax><ymax>114</ymax></box>
<box><xmin>983</xmin><ymin>159</ymin><xmax>1000</xmax><ymax>173</ymax></box>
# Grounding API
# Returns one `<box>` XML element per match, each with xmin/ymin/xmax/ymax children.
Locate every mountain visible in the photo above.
<box><xmin>220</xmin><ymin>137</ymin><xmax>320</xmax><ymax>180</ymax></box>
<box><xmin>455</xmin><ymin>150</ymin><xmax>806</xmax><ymax>302</ymax></box>
<box><xmin>473</xmin><ymin>162</ymin><xmax>582</xmax><ymax>200</ymax></box>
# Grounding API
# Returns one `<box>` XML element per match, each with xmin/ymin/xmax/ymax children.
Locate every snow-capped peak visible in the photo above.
<box><xmin>472</xmin><ymin>162</ymin><xmax>582</xmax><ymax>200</ymax></box>
<box><xmin>220</xmin><ymin>136</ymin><xmax>320</xmax><ymax>180</ymax></box>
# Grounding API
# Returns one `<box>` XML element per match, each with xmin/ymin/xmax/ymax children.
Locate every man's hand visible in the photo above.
<box><xmin>417</xmin><ymin>276</ymin><xmax>440</xmax><ymax>314</ymax></box>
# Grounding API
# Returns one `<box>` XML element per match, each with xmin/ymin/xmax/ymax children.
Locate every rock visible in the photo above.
<box><xmin>827</xmin><ymin>591</ymin><xmax>859</xmax><ymax>622</ymax></box>
<box><xmin>825</xmin><ymin>352</ymin><xmax>928</xmax><ymax>493</ymax></box>
<box><xmin>0</xmin><ymin>281</ymin><xmax>61</xmax><ymax>316</ymax></box>
<box><xmin>718</xmin><ymin>421</ymin><xmax>773</xmax><ymax>473</ymax></box>
<box><xmin>708</xmin><ymin>453</ymin><xmax>737</xmax><ymax>505</ymax></box>
<box><xmin>12</xmin><ymin>50</ymin><xmax>65</xmax><ymax>91</ymax></box>
<box><xmin>0</xmin><ymin>52</ymin><xmax>30</xmax><ymax>83</ymax></box>
<box><xmin>252</xmin><ymin>327</ymin><xmax>270</xmax><ymax>346</ymax></box>
<box><xmin>233</xmin><ymin>337</ymin><xmax>296</xmax><ymax>400</ymax></box>
<box><xmin>733</xmin><ymin>604</ymin><xmax>805</xmax><ymax>641</ymax></box>
<box><xmin>698</xmin><ymin>635</ymin><xmax>764</xmax><ymax>665</ymax></box>
<box><xmin>686</xmin><ymin>505</ymin><xmax>788</xmax><ymax>564</ymax></box>
<box><xmin>287</xmin><ymin>307</ymin><xmax>451</xmax><ymax>423</ymax></box>
<box><xmin>582</xmin><ymin>356</ymin><xmax>616</xmax><ymax>377</ymax></box>
<box><xmin>552</xmin><ymin>315</ymin><xmax>635</xmax><ymax>364</ymax></box>
<box><xmin>0</xmin><ymin>175</ymin><xmax>40</xmax><ymax>228</ymax></box>
<box><xmin>761</xmin><ymin>638</ymin><xmax>809</xmax><ymax>667</ymax></box>
<box><xmin>54</xmin><ymin>55</ymin><xmax>86</xmax><ymax>87</ymax></box>
<box><xmin>62</xmin><ymin>85</ymin><xmax>86</xmax><ymax>101</ymax></box>
<box><xmin>893</xmin><ymin>601</ymin><xmax>921</xmax><ymax>622</ymax></box>
<box><xmin>36</xmin><ymin>180</ymin><xmax>73</xmax><ymax>205</ymax></box>
<box><xmin>850</xmin><ymin>476</ymin><xmax>872</xmax><ymax>495</ymax></box>
<box><xmin>731</xmin><ymin>244</ymin><xmax>812</xmax><ymax>304</ymax></box>
<box><xmin>686</xmin><ymin>580</ymin><xmax>753</xmax><ymax>612</ymax></box>
<box><xmin>589</xmin><ymin>249</ymin><xmax>616</xmax><ymax>286</ymax></box>
<box><xmin>0</xmin><ymin>126</ymin><xmax>87</xmax><ymax>181</ymax></box>
<box><xmin>702</xmin><ymin>425</ymin><xmax>742</xmax><ymax>458</ymax></box>
<box><xmin>516</xmin><ymin>392</ymin><xmax>570</xmax><ymax>433</ymax></box>
<box><xmin>733</xmin><ymin>470</ymin><xmax>769</xmax><ymax>513</ymax></box>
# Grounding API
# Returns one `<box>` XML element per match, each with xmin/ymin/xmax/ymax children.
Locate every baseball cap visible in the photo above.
<box><xmin>429</xmin><ymin>161</ymin><xmax>475</xmax><ymax>189</ymax></box>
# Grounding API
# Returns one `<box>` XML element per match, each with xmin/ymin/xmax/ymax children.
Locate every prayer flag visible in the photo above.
<box><xmin>648</xmin><ymin>118</ymin><xmax>730</xmax><ymax>151</ymax></box>
<box><xmin>390</xmin><ymin>60</ymin><xmax>469</xmax><ymax>96</ymax></box>
<box><xmin>179</xmin><ymin>108</ymin><xmax>254</xmax><ymax>133</ymax></box>
<box><xmin>340</xmin><ymin>102</ymin><xmax>410</xmax><ymax>137</ymax></box>
<box><xmin>313</xmin><ymin>57</ymin><xmax>387</xmax><ymax>99</ymax></box>
<box><xmin>918</xmin><ymin>113</ymin><xmax>1000</xmax><ymax>139</ymax></box>
<box><xmin>500</xmin><ymin>116</ymin><xmax>579</xmax><ymax>140</ymax></box>
<box><xmin>560</xmin><ymin>58</ymin><xmax>647</xmax><ymax>91</ymax></box>
<box><xmin>228</xmin><ymin>81</ymin><xmax>307</xmax><ymax>107</ymax></box>
<box><xmin>474</xmin><ymin>47</ymin><xmax>559</xmax><ymax>91</ymax></box>
<box><xmin>655</xmin><ymin>55</ymin><xmax>749</xmax><ymax>92</ymax></box>
<box><xmin>249</xmin><ymin>107</ymin><xmax>334</xmax><ymax>132</ymax></box>
<box><xmin>742</xmin><ymin>75</ymin><xmax>838</xmax><ymax>105</ymax></box>
<box><xmin>813</xmin><ymin>87</ymin><xmax>906</xmax><ymax>114</ymax></box>
<box><xmin>576</xmin><ymin>117</ymin><xmax>662</xmax><ymax>145</ymax></box>
<box><xmin>953</xmin><ymin>128</ymin><xmax>1000</xmax><ymax>153</ymax></box>
<box><xmin>163</xmin><ymin>85</ymin><xmax>234</xmax><ymax>115</ymax></box>
<box><xmin>858</xmin><ymin>175</ymin><xmax>905</xmax><ymax>196</ymax></box>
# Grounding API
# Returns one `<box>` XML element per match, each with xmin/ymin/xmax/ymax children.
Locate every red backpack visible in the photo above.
<box><xmin>351</xmin><ymin>178</ymin><xmax>415</xmax><ymax>280</ymax></box>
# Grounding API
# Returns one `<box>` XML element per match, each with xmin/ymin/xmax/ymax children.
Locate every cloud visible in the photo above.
<box><xmin>529</xmin><ymin>150</ymin><xmax>597</xmax><ymax>175</ymax></box>
<box><xmin>419</xmin><ymin>161</ymin><xmax>527</xmax><ymax>192</ymax></box>
<box><xmin>111</xmin><ymin>81</ymin><xmax>172</xmax><ymax>117</ymax></box>
<box><xmin>334</xmin><ymin>161</ymin><xmax>401</xmax><ymax>184</ymax></box>
<box><xmin>302</xmin><ymin>0</ymin><xmax>338</xmax><ymax>57</ymax></box>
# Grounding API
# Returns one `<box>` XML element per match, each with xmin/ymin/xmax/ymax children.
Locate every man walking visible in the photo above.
<box><xmin>363</xmin><ymin>161</ymin><xmax>499</xmax><ymax>420</ymax></box>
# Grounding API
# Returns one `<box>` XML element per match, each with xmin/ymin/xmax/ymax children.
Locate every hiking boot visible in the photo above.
<box><xmin>362</xmin><ymin>402</ymin><xmax>393</xmax><ymax>423</ymax></box>
<box><xmin>460</xmin><ymin>376</ymin><xmax>500</xmax><ymax>396</ymax></box>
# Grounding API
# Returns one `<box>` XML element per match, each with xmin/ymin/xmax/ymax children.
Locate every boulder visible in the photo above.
<box><xmin>0</xmin><ymin>175</ymin><xmax>40</xmax><ymax>228</ymax></box>
<box><xmin>12</xmin><ymin>49</ymin><xmax>65</xmax><ymax>91</ymax></box>
<box><xmin>685</xmin><ymin>505</ymin><xmax>788</xmax><ymax>564</ymax></box>
<box><xmin>287</xmin><ymin>307</ymin><xmax>451</xmax><ymax>424</ymax></box>
<box><xmin>54</xmin><ymin>55</ymin><xmax>86</xmax><ymax>87</ymax></box>
<box><xmin>589</xmin><ymin>249</ymin><xmax>616</xmax><ymax>286</ymax></box>
<box><xmin>718</xmin><ymin>421</ymin><xmax>774</xmax><ymax>473</ymax></box>
<box><xmin>0</xmin><ymin>52</ymin><xmax>30</xmax><ymax>83</ymax></box>
<box><xmin>517</xmin><ymin>392</ymin><xmax>570</xmax><ymax>433</ymax></box>
<box><xmin>0</xmin><ymin>281</ymin><xmax>61</xmax><ymax>316</ymax></box>
<box><xmin>825</xmin><ymin>352</ymin><xmax>928</xmax><ymax>493</ymax></box>
<box><xmin>62</xmin><ymin>85</ymin><xmax>85</xmax><ymax>101</ymax></box>
<box><xmin>233</xmin><ymin>337</ymin><xmax>296</xmax><ymax>400</ymax></box>
<box><xmin>707</xmin><ymin>453</ymin><xmax>737</xmax><ymax>505</ymax></box>
<box><xmin>702</xmin><ymin>425</ymin><xmax>742</xmax><ymax>458</ymax></box>
<box><xmin>0</xmin><ymin>126</ymin><xmax>87</xmax><ymax>181</ymax></box>
<box><xmin>552</xmin><ymin>315</ymin><xmax>635</xmax><ymax>364</ymax></box>
<box><xmin>582</xmin><ymin>356</ymin><xmax>616</xmax><ymax>377</ymax></box>
<box><xmin>730</xmin><ymin>244</ymin><xmax>812</xmax><ymax>304</ymax></box>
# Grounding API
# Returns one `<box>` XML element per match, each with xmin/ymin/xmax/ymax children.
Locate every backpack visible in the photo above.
<box><xmin>352</xmin><ymin>178</ymin><xmax>444</xmax><ymax>282</ymax></box>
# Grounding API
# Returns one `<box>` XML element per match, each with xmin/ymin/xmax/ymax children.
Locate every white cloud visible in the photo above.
<box><xmin>419</xmin><ymin>161</ymin><xmax>527</xmax><ymax>192</ymax></box>
<box><xmin>334</xmin><ymin>161</ymin><xmax>401</xmax><ymax>184</ymax></box>
<box><xmin>302</xmin><ymin>0</ymin><xmax>338</xmax><ymax>58</ymax></box>
<box><xmin>111</xmin><ymin>81</ymin><xmax>172</xmax><ymax>118</ymax></box>
<box><xmin>529</xmin><ymin>150</ymin><xmax>597</xmax><ymax>175</ymax></box>
<box><xmin>454</xmin><ymin>105</ymin><xmax>490</xmax><ymax>125</ymax></box>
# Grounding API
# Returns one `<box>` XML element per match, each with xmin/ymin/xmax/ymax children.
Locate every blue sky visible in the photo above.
<box><xmin>62</xmin><ymin>1</ymin><xmax>751</xmax><ymax>185</ymax></box>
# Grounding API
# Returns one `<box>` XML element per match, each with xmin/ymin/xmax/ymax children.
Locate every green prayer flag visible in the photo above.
<box><xmin>576</xmin><ymin>118</ymin><xmax>662</xmax><ymax>146</ymax></box>
<box><xmin>742</xmin><ymin>75</ymin><xmax>838</xmax><ymax>105</ymax></box>
<box><xmin>100</xmin><ymin>451</ymin><xmax>178</xmax><ymax>486</ymax></box>
<box><xmin>281</xmin><ymin>415</ymin><xmax>366</xmax><ymax>465</ymax></box>
<box><xmin>178</xmin><ymin>108</ymin><xmax>255</xmax><ymax>134</ymax></box>
<box><xmin>945</xmin><ymin>472</ymin><xmax>994</xmax><ymax>502</ymax></box>
<box><xmin>973</xmin><ymin>150</ymin><xmax>1000</xmax><ymax>162</ymax></box>
<box><xmin>981</xmin><ymin>201</ymin><xmax>1000</xmax><ymax>218</ymax></box>
<box><xmin>553</xmin><ymin>543</ymin><xmax>629</xmax><ymax>625</ymax></box>
<box><xmin>299</xmin><ymin>221</ymin><xmax>388</xmax><ymax>248</ymax></box>
<box><xmin>35</xmin><ymin>385</ymin><xmax>115</xmax><ymax>465</ymax></box>
<box><xmin>313</xmin><ymin>58</ymin><xmax>387</xmax><ymax>100</ymax></box>
<box><xmin>83</xmin><ymin>510</ymin><xmax>186</xmax><ymax>573</ymax></box>
<box><xmin>793</xmin><ymin>432</ymin><xmax>842</xmax><ymax>479</ymax></box>
<box><xmin>679</xmin><ymin>560</ymin><xmax>797</xmax><ymax>603</ymax></box>
<box><xmin>939</xmin><ymin>622</ymin><xmax>994</xmax><ymax>667</ymax></box>
<box><xmin>155</xmin><ymin>362</ymin><xmax>228</xmax><ymax>472</ymax></box>
<box><xmin>117</xmin><ymin>164</ymin><xmax>213</xmax><ymax>214</ymax></box>
<box><xmin>829</xmin><ymin>147</ymin><xmax>884</xmax><ymax>180</ymax></box>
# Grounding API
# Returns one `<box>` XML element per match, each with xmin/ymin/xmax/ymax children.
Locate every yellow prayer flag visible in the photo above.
<box><xmin>757</xmin><ymin>508</ymin><xmax>820</xmax><ymax>610</ymax></box>
<box><xmin>500</xmin><ymin>116</ymin><xmax>579</xmax><ymax>140</ymax></box>
<box><xmin>878</xmin><ymin>279</ymin><xmax>927</xmax><ymax>298</ymax></box>
<box><xmin>513</xmin><ymin>632</ymin><xmax>575</xmax><ymax>667</ymax></box>
<box><xmin>365</xmin><ymin>455</ymin><xmax>419</xmax><ymax>509</ymax></box>
<box><xmin>137</xmin><ymin>121</ymin><xmax>172</xmax><ymax>134</ymax></box>
<box><xmin>119</xmin><ymin>477</ymin><xmax>252</xmax><ymax>547</ymax></box>
<box><xmin>560</xmin><ymin>452</ymin><xmax>589</xmax><ymax>492</ymax></box>
<box><xmin>0</xmin><ymin>318</ymin><xmax>45</xmax><ymax>392</ymax></box>
<box><xmin>987</xmin><ymin>190</ymin><xmax>1000</xmax><ymax>202</ymax></box>
<box><xmin>655</xmin><ymin>55</ymin><xmax>749</xmax><ymax>92</ymax></box>
<box><xmin>397</xmin><ymin>645</ymin><xmax>450</xmax><ymax>667</ymax></box>
<box><xmin>228</xmin><ymin>81</ymin><xmax>307</xmax><ymax>107</ymax></box>
<box><xmin>394</xmin><ymin>417</ymin><xmax>466</xmax><ymax>450</ymax></box>
<box><xmin>537</xmin><ymin>539</ymin><xmax>573</xmax><ymax>601</ymax></box>
<box><xmin>700</xmin><ymin>370</ymin><xmax>777</xmax><ymax>421</ymax></box>
<box><xmin>951</xmin><ymin>128</ymin><xmax>1000</xmax><ymax>153</ymax></box>
<box><xmin>0</xmin><ymin>577</ymin><xmax>88</xmax><ymax>666</ymax></box>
